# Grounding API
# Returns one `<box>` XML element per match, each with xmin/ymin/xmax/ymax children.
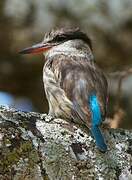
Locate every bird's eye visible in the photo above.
<box><xmin>54</xmin><ymin>35</ymin><xmax>65</xmax><ymax>42</ymax></box>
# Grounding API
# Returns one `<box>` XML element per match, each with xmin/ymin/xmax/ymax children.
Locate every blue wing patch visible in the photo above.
<box><xmin>89</xmin><ymin>94</ymin><xmax>107</xmax><ymax>152</ymax></box>
<box><xmin>89</xmin><ymin>94</ymin><xmax>101</xmax><ymax>125</ymax></box>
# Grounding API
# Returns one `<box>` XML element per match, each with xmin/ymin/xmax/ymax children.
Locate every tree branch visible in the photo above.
<box><xmin>0</xmin><ymin>106</ymin><xmax>132</xmax><ymax>180</ymax></box>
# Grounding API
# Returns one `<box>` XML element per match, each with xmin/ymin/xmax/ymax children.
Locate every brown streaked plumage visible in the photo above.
<box><xmin>20</xmin><ymin>27</ymin><xmax>108</xmax><ymax>152</ymax></box>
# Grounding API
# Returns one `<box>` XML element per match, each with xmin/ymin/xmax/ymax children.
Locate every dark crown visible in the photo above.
<box><xmin>43</xmin><ymin>28</ymin><xmax>92</xmax><ymax>49</ymax></box>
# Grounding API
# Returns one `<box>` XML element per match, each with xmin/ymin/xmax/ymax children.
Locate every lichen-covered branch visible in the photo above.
<box><xmin>0</xmin><ymin>106</ymin><xmax>132</xmax><ymax>180</ymax></box>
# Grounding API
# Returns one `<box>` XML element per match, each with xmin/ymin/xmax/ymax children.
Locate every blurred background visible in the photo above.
<box><xmin>0</xmin><ymin>0</ymin><xmax>132</xmax><ymax>128</ymax></box>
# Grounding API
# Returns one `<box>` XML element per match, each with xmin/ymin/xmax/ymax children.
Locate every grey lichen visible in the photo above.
<box><xmin>0</xmin><ymin>105</ymin><xmax>132</xmax><ymax>180</ymax></box>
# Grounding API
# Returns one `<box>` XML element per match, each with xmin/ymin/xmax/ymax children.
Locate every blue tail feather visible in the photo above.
<box><xmin>89</xmin><ymin>94</ymin><xmax>107</xmax><ymax>152</ymax></box>
<box><xmin>91</xmin><ymin>125</ymin><xmax>107</xmax><ymax>152</ymax></box>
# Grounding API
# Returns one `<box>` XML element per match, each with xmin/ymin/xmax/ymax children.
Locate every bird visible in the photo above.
<box><xmin>20</xmin><ymin>27</ymin><xmax>108</xmax><ymax>152</ymax></box>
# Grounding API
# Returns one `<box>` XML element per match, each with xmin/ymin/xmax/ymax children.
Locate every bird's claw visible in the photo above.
<box><xmin>45</xmin><ymin>114</ymin><xmax>54</xmax><ymax>122</ymax></box>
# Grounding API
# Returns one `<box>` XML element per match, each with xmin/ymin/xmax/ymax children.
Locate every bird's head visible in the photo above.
<box><xmin>19</xmin><ymin>27</ymin><xmax>92</xmax><ymax>55</ymax></box>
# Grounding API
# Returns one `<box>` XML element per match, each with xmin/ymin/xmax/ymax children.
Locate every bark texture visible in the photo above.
<box><xmin>0</xmin><ymin>106</ymin><xmax>132</xmax><ymax>180</ymax></box>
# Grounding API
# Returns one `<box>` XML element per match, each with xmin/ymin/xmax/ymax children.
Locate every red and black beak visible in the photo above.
<box><xmin>19</xmin><ymin>42</ymin><xmax>52</xmax><ymax>55</ymax></box>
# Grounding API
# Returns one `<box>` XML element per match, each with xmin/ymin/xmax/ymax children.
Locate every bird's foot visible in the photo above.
<box><xmin>45</xmin><ymin>114</ymin><xmax>54</xmax><ymax>122</ymax></box>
